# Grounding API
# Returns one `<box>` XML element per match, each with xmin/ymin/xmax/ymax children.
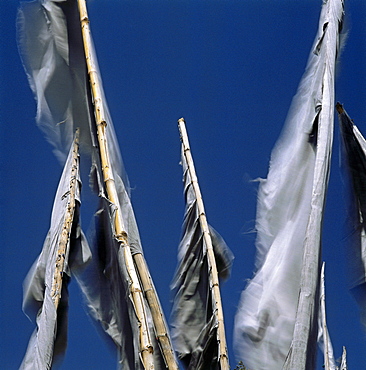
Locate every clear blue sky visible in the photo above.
<box><xmin>1</xmin><ymin>0</ymin><xmax>365</xmax><ymax>368</ymax></box>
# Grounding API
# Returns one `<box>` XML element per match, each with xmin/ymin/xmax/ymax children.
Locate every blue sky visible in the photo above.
<box><xmin>1</xmin><ymin>0</ymin><xmax>366</xmax><ymax>368</ymax></box>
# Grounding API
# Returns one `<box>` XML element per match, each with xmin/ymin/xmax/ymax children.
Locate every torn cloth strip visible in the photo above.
<box><xmin>338</xmin><ymin>104</ymin><xmax>366</xmax><ymax>330</ymax></box>
<box><xmin>317</xmin><ymin>263</ymin><xmax>337</xmax><ymax>370</ymax></box>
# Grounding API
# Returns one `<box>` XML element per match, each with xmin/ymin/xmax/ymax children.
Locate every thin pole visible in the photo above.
<box><xmin>77</xmin><ymin>1</ymin><xmax>154</xmax><ymax>368</ymax></box>
<box><xmin>51</xmin><ymin>129</ymin><xmax>80</xmax><ymax>309</ymax></box>
<box><xmin>134</xmin><ymin>253</ymin><xmax>179</xmax><ymax>369</ymax></box>
<box><xmin>284</xmin><ymin>71</ymin><xmax>332</xmax><ymax>369</ymax></box>
<box><xmin>178</xmin><ymin>117</ymin><xmax>230</xmax><ymax>370</ymax></box>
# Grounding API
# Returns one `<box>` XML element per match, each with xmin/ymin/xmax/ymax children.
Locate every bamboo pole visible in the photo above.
<box><xmin>51</xmin><ymin>129</ymin><xmax>80</xmax><ymax>309</ymax></box>
<box><xmin>134</xmin><ymin>253</ymin><xmax>179</xmax><ymax>369</ymax></box>
<box><xmin>178</xmin><ymin>118</ymin><xmax>230</xmax><ymax>370</ymax></box>
<box><xmin>77</xmin><ymin>1</ymin><xmax>154</xmax><ymax>368</ymax></box>
<box><xmin>284</xmin><ymin>88</ymin><xmax>331</xmax><ymax>369</ymax></box>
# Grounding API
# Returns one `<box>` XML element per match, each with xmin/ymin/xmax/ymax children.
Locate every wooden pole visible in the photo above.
<box><xmin>51</xmin><ymin>129</ymin><xmax>80</xmax><ymax>309</ymax></box>
<box><xmin>178</xmin><ymin>117</ymin><xmax>230</xmax><ymax>370</ymax></box>
<box><xmin>77</xmin><ymin>1</ymin><xmax>154</xmax><ymax>368</ymax></box>
<box><xmin>134</xmin><ymin>253</ymin><xmax>179</xmax><ymax>369</ymax></box>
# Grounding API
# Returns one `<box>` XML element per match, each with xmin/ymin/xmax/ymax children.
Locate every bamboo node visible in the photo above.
<box><xmin>103</xmin><ymin>175</ymin><xmax>113</xmax><ymax>182</ymax></box>
<box><xmin>96</xmin><ymin>120</ymin><xmax>107</xmax><ymax>128</ymax></box>
<box><xmin>141</xmin><ymin>345</ymin><xmax>154</xmax><ymax>355</ymax></box>
<box><xmin>156</xmin><ymin>333</ymin><xmax>168</xmax><ymax>339</ymax></box>
<box><xmin>80</xmin><ymin>15</ymin><xmax>89</xmax><ymax>23</ymax></box>
<box><xmin>116</xmin><ymin>231</ymin><xmax>128</xmax><ymax>241</ymax></box>
<box><xmin>132</xmin><ymin>287</ymin><xmax>143</xmax><ymax>294</ymax></box>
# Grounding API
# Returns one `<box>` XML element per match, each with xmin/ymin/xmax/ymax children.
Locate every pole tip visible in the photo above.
<box><xmin>177</xmin><ymin>118</ymin><xmax>186</xmax><ymax>143</ymax></box>
<box><xmin>336</xmin><ymin>102</ymin><xmax>344</xmax><ymax>114</ymax></box>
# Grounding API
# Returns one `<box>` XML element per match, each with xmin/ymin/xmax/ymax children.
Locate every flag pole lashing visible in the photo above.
<box><xmin>51</xmin><ymin>128</ymin><xmax>80</xmax><ymax>309</ymax></box>
<box><xmin>178</xmin><ymin>118</ymin><xmax>230</xmax><ymax>370</ymax></box>
<box><xmin>77</xmin><ymin>1</ymin><xmax>154</xmax><ymax>368</ymax></box>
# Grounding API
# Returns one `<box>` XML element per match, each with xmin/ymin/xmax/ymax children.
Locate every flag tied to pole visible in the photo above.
<box><xmin>171</xmin><ymin>145</ymin><xmax>233</xmax><ymax>369</ymax></box>
<box><xmin>21</xmin><ymin>133</ymin><xmax>90</xmax><ymax>369</ymax></box>
<box><xmin>234</xmin><ymin>0</ymin><xmax>344</xmax><ymax>368</ymax></box>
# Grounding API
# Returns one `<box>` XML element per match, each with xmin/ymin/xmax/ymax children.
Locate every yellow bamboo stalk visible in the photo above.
<box><xmin>77</xmin><ymin>1</ymin><xmax>154</xmax><ymax>368</ymax></box>
<box><xmin>51</xmin><ymin>129</ymin><xmax>80</xmax><ymax>309</ymax></box>
<box><xmin>178</xmin><ymin>118</ymin><xmax>230</xmax><ymax>370</ymax></box>
<box><xmin>134</xmin><ymin>253</ymin><xmax>179</xmax><ymax>369</ymax></box>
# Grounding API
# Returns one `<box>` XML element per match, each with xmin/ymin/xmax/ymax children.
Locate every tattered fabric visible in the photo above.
<box><xmin>338</xmin><ymin>105</ymin><xmax>366</xmax><ymax>330</ymax></box>
<box><xmin>171</xmin><ymin>148</ymin><xmax>233</xmax><ymax>369</ymax></box>
<box><xmin>76</xmin><ymin>197</ymin><xmax>155</xmax><ymax>370</ymax></box>
<box><xmin>21</xmin><ymin>137</ymin><xmax>90</xmax><ymax>369</ymax></box>
<box><xmin>317</xmin><ymin>263</ymin><xmax>337</xmax><ymax>370</ymax></box>
<box><xmin>234</xmin><ymin>0</ymin><xmax>344</xmax><ymax>369</ymax></box>
<box><xmin>17</xmin><ymin>0</ymin><xmax>95</xmax><ymax>163</ymax></box>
